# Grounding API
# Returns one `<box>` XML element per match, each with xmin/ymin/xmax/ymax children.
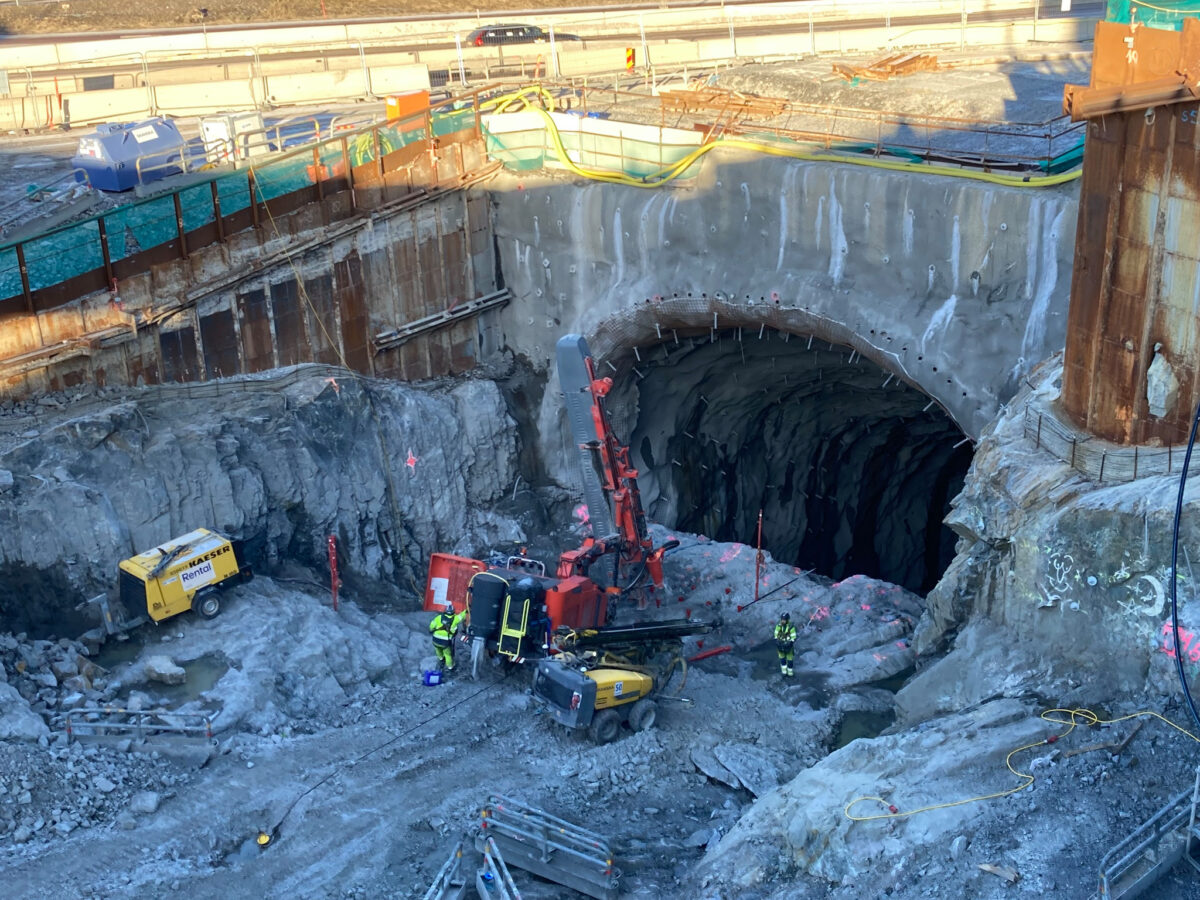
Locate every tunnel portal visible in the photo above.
<box><xmin>624</xmin><ymin>329</ymin><xmax>973</xmax><ymax>595</ymax></box>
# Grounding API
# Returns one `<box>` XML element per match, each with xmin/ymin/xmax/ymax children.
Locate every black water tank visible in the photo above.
<box><xmin>467</xmin><ymin>572</ymin><xmax>507</xmax><ymax>640</ymax></box>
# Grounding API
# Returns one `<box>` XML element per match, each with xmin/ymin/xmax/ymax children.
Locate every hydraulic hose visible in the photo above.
<box><xmin>1170</xmin><ymin>396</ymin><xmax>1200</xmax><ymax>733</ymax></box>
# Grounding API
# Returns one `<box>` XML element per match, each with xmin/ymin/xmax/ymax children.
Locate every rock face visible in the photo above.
<box><xmin>0</xmin><ymin>369</ymin><xmax>523</xmax><ymax>635</ymax></box>
<box><xmin>917</xmin><ymin>354</ymin><xmax>1200</xmax><ymax>702</ymax></box>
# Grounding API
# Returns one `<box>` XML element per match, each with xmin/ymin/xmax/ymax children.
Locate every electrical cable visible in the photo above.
<box><xmin>845</xmin><ymin>707</ymin><xmax>1200</xmax><ymax>822</ymax></box>
<box><xmin>262</xmin><ymin>667</ymin><xmax>513</xmax><ymax>843</ymax></box>
<box><xmin>1169</xmin><ymin>395</ymin><xmax>1200</xmax><ymax>733</ymax></box>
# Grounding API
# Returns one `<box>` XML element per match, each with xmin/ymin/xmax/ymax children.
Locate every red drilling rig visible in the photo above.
<box><xmin>422</xmin><ymin>334</ymin><xmax>678</xmax><ymax>667</ymax></box>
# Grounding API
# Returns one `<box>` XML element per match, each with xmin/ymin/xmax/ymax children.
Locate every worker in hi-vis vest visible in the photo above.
<box><xmin>430</xmin><ymin>607</ymin><xmax>467</xmax><ymax>672</ymax></box>
<box><xmin>774</xmin><ymin>612</ymin><xmax>797</xmax><ymax>677</ymax></box>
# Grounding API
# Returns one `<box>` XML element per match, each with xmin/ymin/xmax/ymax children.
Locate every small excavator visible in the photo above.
<box><xmin>422</xmin><ymin>333</ymin><xmax>706</xmax><ymax>680</ymax></box>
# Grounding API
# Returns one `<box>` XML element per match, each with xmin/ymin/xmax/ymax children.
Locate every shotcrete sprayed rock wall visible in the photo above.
<box><xmin>487</xmin><ymin>154</ymin><xmax>1078</xmax><ymax>590</ymax></box>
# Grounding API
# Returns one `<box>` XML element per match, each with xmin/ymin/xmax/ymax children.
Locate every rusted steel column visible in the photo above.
<box><xmin>1060</xmin><ymin>18</ymin><xmax>1200</xmax><ymax>446</ymax></box>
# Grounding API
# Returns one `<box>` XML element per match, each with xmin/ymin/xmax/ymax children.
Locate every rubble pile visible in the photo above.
<box><xmin>0</xmin><ymin>721</ymin><xmax>180</xmax><ymax>852</ymax></box>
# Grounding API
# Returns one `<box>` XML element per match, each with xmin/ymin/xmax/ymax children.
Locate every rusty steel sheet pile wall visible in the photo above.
<box><xmin>0</xmin><ymin>111</ymin><xmax>498</xmax><ymax>396</ymax></box>
<box><xmin>1061</xmin><ymin>18</ymin><xmax>1200</xmax><ymax>445</ymax></box>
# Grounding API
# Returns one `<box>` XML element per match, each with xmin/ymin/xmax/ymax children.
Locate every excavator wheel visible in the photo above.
<box><xmin>628</xmin><ymin>699</ymin><xmax>657</xmax><ymax>733</ymax></box>
<box><xmin>192</xmin><ymin>589</ymin><xmax>221</xmax><ymax>620</ymax></box>
<box><xmin>588</xmin><ymin>709</ymin><xmax>621</xmax><ymax>744</ymax></box>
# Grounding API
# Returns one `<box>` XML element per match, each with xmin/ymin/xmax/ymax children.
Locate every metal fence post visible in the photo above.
<box><xmin>341</xmin><ymin>135</ymin><xmax>357</xmax><ymax>213</ymax></box>
<box><xmin>211</xmin><ymin>180</ymin><xmax>225</xmax><ymax>243</ymax></box>
<box><xmin>247</xmin><ymin>169</ymin><xmax>260</xmax><ymax>231</ymax></box>
<box><xmin>16</xmin><ymin>242</ymin><xmax>32</xmax><ymax>311</ymax></box>
<box><xmin>173</xmin><ymin>191</ymin><xmax>189</xmax><ymax>259</ymax></box>
<box><xmin>97</xmin><ymin>216</ymin><xmax>114</xmax><ymax>286</ymax></box>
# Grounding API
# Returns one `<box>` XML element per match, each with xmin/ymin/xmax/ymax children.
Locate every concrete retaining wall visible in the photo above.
<box><xmin>488</xmin><ymin>153</ymin><xmax>1079</xmax><ymax>442</ymax></box>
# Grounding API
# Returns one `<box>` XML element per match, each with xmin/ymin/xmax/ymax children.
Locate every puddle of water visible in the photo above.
<box><xmin>867</xmin><ymin>666</ymin><xmax>916</xmax><ymax>693</ymax></box>
<box><xmin>93</xmin><ymin>632</ymin><xmax>147</xmax><ymax>670</ymax></box>
<box><xmin>835</xmin><ymin>710</ymin><xmax>896</xmax><ymax>749</ymax></box>
<box><xmin>149</xmin><ymin>654</ymin><xmax>230</xmax><ymax>708</ymax></box>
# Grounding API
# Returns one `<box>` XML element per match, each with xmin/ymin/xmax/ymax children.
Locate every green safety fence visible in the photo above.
<box><xmin>483</xmin><ymin>113</ymin><xmax>704</xmax><ymax>181</ymax></box>
<box><xmin>1106</xmin><ymin>0</ymin><xmax>1200</xmax><ymax>29</ymax></box>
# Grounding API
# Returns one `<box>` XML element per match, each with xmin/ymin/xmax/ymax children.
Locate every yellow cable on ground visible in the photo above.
<box><xmin>485</xmin><ymin>86</ymin><xmax>1082</xmax><ymax>190</ymax></box>
<box><xmin>844</xmin><ymin>707</ymin><xmax>1200</xmax><ymax>823</ymax></box>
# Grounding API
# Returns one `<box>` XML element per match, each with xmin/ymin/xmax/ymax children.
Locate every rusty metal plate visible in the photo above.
<box><xmin>238</xmin><ymin>287</ymin><xmax>274</xmax><ymax>373</ymax></box>
<box><xmin>123</xmin><ymin>331</ymin><xmax>161</xmax><ymax>386</ymax></box>
<box><xmin>440</xmin><ymin>227</ymin><xmax>470</xmax><ymax>301</ymax></box>
<box><xmin>1114</xmin><ymin>193</ymin><xmax>1157</xmax><ymax>255</ymax></box>
<box><xmin>391</xmin><ymin>228</ymin><xmax>422</xmax><ymax>319</ymax></box>
<box><xmin>302</xmin><ymin>274</ymin><xmax>339</xmax><ymax>366</ymax></box>
<box><xmin>159</xmin><ymin>324</ymin><xmax>198</xmax><ymax>383</ymax></box>
<box><xmin>199</xmin><ymin>306</ymin><xmax>241</xmax><ymax>380</ymax></box>
<box><xmin>1091</xmin><ymin>21</ymin><xmax>1181</xmax><ymax>89</ymax></box>
<box><xmin>400</xmin><ymin>341</ymin><xmax>427</xmax><ymax>380</ymax></box>
<box><xmin>418</xmin><ymin>227</ymin><xmax>446</xmax><ymax>310</ymax></box>
<box><xmin>270</xmin><ymin>279</ymin><xmax>311</xmax><ymax>368</ymax></box>
<box><xmin>335</xmin><ymin>254</ymin><xmax>370</xmax><ymax>373</ymax></box>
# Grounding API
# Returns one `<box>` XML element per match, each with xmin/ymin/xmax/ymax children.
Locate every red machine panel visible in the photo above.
<box><xmin>544</xmin><ymin>575</ymin><xmax>608</xmax><ymax>632</ymax></box>
<box><xmin>424</xmin><ymin>552</ymin><xmax>485</xmax><ymax>613</ymax></box>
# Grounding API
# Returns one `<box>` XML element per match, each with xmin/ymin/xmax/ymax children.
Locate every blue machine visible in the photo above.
<box><xmin>70</xmin><ymin>118</ymin><xmax>187</xmax><ymax>192</ymax></box>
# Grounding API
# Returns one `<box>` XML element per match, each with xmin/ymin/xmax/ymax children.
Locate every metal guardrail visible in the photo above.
<box><xmin>372</xmin><ymin>289</ymin><xmax>512</xmax><ymax>352</ymax></box>
<box><xmin>64</xmin><ymin>705</ymin><xmax>216</xmax><ymax>742</ymax></box>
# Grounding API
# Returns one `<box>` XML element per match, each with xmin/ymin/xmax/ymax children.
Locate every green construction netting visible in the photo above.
<box><xmin>0</xmin><ymin>110</ymin><xmax>477</xmax><ymax>301</ymax></box>
<box><xmin>1106</xmin><ymin>0</ymin><xmax>1200</xmax><ymax>29</ymax></box>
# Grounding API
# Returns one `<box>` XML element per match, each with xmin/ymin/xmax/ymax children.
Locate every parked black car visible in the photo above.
<box><xmin>466</xmin><ymin>24</ymin><xmax>581</xmax><ymax>46</ymax></box>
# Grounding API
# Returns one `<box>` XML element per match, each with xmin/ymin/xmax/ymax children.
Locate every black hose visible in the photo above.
<box><xmin>1170</xmin><ymin>396</ymin><xmax>1200</xmax><ymax>733</ymax></box>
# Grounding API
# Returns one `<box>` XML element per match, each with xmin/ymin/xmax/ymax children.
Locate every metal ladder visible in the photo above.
<box><xmin>476</xmin><ymin>836</ymin><xmax>522</xmax><ymax>899</ymax></box>
<box><xmin>421</xmin><ymin>840</ymin><xmax>469</xmax><ymax>900</ymax></box>
<box><xmin>1097</xmin><ymin>766</ymin><xmax>1200</xmax><ymax>899</ymax></box>
<box><xmin>476</xmin><ymin>794</ymin><xmax>620</xmax><ymax>900</ymax></box>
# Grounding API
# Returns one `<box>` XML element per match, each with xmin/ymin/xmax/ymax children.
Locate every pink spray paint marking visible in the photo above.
<box><xmin>1162</xmin><ymin>621</ymin><xmax>1200</xmax><ymax>663</ymax></box>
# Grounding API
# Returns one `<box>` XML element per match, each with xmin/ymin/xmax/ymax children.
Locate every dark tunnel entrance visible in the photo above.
<box><xmin>623</xmin><ymin>329</ymin><xmax>974</xmax><ymax>595</ymax></box>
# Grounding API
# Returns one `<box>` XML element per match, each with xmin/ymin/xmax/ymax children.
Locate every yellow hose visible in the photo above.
<box><xmin>483</xmin><ymin>85</ymin><xmax>1082</xmax><ymax>190</ymax></box>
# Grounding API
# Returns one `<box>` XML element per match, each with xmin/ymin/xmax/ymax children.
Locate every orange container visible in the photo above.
<box><xmin>386</xmin><ymin>90</ymin><xmax>430</xmax><ymax>124</ymax></box>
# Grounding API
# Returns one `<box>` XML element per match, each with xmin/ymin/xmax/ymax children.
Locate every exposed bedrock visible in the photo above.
<box><xmin>684</xmin><ymin>356</ymin><xmax>1200</xmax><ymax>894</ymax></box>
<box><xmin>0</xmin><ymin>371</ymin><xmax>524</xmax><ymax>636</ymax></box>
